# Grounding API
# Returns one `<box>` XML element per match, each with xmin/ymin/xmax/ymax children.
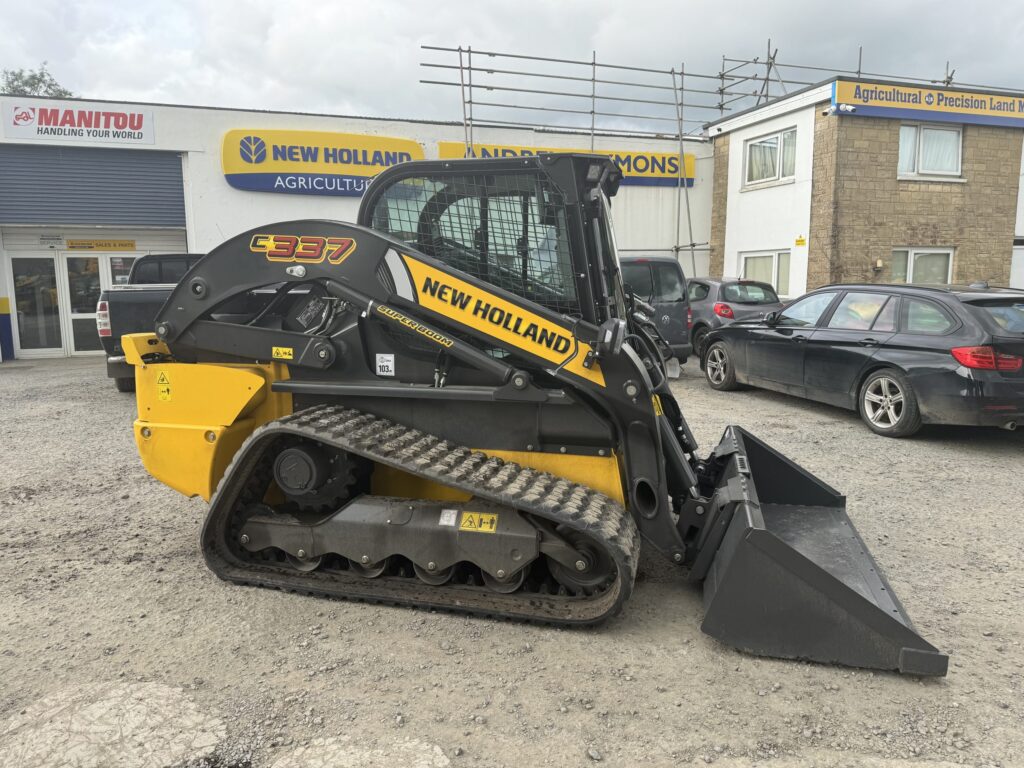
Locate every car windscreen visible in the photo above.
<box><xmin>721</xmin><ymin>282</ymin><xmax>779</xmax><ymax>304</ymax></box>
<box><xmin>968</xmin><ymin>299</ymin><xmax>1024</xmax><ymax>334</ymax></box>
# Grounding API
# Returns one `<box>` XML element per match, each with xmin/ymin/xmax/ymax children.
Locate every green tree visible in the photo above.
<box><xmin>1</xmin><ymin>63</ymin><xmax>74</xmax><ymax>98</ymax></box>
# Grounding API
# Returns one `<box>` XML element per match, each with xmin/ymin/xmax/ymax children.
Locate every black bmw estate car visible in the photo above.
<box><xmin>700</xmin><ymin>283</ymin><xmax>1024</xmax><ymax>437</ymax></box>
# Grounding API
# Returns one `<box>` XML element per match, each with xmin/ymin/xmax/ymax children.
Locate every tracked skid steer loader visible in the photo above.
<box><xmin>126</xmin><ymin>154</ymin><xmax>947</xmax><ymax>675</ymax></box>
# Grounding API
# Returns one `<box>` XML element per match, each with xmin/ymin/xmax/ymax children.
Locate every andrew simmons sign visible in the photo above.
<box><xmin>438</xmin><ymin>142</ymin><xmax>696</xmax><ymax>186</ymax></box>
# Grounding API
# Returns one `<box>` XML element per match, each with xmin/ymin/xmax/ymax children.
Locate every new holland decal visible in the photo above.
<box><xmin>249</xmin><ymin>234</ymin><xmax>357</xmax><ymax>265</ymax></box>
<box><xmin>400</xmin><ymin>255</ymin><xmax>605</xmax><ymax>387</ymax></box>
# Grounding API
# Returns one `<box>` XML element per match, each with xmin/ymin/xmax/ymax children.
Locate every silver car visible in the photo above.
<box><xmin>687</xmin><ymin>278</ymin><xmax>785</xmax><ymax>356</ymax></box>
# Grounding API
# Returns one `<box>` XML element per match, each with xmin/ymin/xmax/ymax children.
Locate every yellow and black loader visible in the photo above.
<box><xmin>126</xmin><ymin>154</ymin><xmax>947</xmax><ymax>675</ymax></box>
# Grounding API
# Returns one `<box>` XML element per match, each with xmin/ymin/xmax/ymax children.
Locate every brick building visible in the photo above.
<box><xmin>707</xmin><ymin>77</ymin><xmax>1024</xmax><ymax>297</ymax></box>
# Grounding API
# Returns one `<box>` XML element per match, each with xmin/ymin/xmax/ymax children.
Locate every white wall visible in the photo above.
<box><xmin>722</xmin><ymin>104</ymin><xmax>817</xmax><ymax>298</ymax></box>
<box><xmin>1012</xmin><ymin>246</ymin><xmax>1024</xmax><ymax>289</ymax></box>
<box><xmin>1017</xmin><ymin>134</ymin><xmax>1024</xmax><ymax>238</ymax></box>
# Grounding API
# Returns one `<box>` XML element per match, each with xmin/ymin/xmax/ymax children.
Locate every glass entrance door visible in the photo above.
<box><xmin>61</xmin><ymin>254</ymin><xmax>104</xmax><ymax>353</ymax></box>
<box><xmin>11</xmin><ymin>256</ymin><xmax>63</xmax><ymax>356</ymax></box>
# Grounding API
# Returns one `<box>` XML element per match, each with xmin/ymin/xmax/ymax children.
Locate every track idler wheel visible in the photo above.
<box><xmin>548</xmin><ymin>526</ymin><xmax>614</xmax><ymax>594</ymax></box>
<box><xmin>482</xmin><ymin>568</ymin><xmax>526</xmax><ymax>593</ymax></box>
<box><xmin>413</xmin><ymin>562</ymin><xmax>454</xmax><ymax>586</ymax></box>
<box><xmin>349</xmin><ymin>557</ymin><xmax>389</xmax><ymax>578</ymax></box>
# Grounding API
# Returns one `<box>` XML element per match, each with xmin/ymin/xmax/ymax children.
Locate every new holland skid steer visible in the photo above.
<box><xmin>125</xmin><ymin>154</ymin><xmax>947</xmax><ymax>675</ymax></box>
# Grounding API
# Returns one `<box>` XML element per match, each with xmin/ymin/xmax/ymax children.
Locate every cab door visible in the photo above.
<box><xmin>746</xmin><ymin>291</ymin><xmax>839</xmax><ymax>396</ymax></box>
<box><xmin>803</xmin><ymin>292</ymin><xmax>898</xmax><ymax>408</ymax></box>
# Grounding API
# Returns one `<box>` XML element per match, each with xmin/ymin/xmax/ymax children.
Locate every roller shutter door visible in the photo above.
<box><xmin>0</xmin><ymin>144</ymin><xmax>185</xmax><ymax>227</ymax></box>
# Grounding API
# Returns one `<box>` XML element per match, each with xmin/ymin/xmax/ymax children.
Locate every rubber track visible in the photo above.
<box><xmin>201</xmin><ymin>405</ymin><xmax>640</xmax><ymax>625</ymax></box>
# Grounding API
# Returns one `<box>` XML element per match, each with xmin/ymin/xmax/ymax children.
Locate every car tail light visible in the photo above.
<box><xmin>713</xmin><ymin>302</ymin><xmax>734</xmax><ymax>319</ymax></box>
<box><xmin>96</xmin><ymin>300</ymin><xmax>111</xmax><ymax>337</ymax></box>
<box><xmin>687</xmin><ymin>308</ymin><xmax>693</xmax><ymax>329</ymax></box>
<box><xmin>951</xmin><ymin>346</ymin><xmax>1023</xmax><ymax>372</ymax></box>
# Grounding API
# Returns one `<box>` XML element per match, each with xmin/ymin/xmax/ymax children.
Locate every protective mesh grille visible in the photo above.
<box><xmin>370</xmin><ymin>171</ymin><xmax>580</xmax><ymax>316</ymax></box>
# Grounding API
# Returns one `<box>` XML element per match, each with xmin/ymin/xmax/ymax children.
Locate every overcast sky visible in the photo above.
<box><xmin>2</xmin><ymin>0</ymin><xmax>1022</xmax><ymax>129</ymax></box>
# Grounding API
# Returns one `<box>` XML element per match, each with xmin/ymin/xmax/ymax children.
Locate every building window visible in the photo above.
<box><xmin>898</xmin><ymin>124</ymin><xmax>961</xmax><ymax>176</ymax></box>
<box><xmin>741</xmin><ymin>250</ymin><xmax>791</xmax><ymax>295</ymax></box>
<box><xmin>892</xmin><ymin>248</ymin><xmax>953</xmax><ymax>284</ymax></box>
<box><xmin>745</xmin><ymin>128</ymin><xmax>797</xmax><ymax>185</ymax></box>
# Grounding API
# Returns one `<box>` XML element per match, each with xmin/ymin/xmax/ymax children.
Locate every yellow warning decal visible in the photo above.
<box><xmin>652</xmin><ymin>394</ymin><xmax>664</xmax><ymax>416</ymax></box>
<box><xmin>459</xmin><ymin>511</ymin><xmax>498</xmax><ymax>533</ymax></box>
<box><xmin>272</xmin><ymin>346</ymin><xmax>294</xmax><ymax>360</ymax></box>
<box><xmin>156</xmin><ymin>371</ymin><xmax>171</xmax><ymax>401</ymax></box>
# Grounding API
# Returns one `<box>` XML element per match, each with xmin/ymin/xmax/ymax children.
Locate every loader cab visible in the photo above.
<box><xmin>358</xmin><ymin>153</ymin><xmax>624</xmax><ymax>327</ymax></box>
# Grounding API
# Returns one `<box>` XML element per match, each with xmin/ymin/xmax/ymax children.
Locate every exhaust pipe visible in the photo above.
<box><xmin>1004</xmin><ymin>421</ymin><xmax>1017</xmax><ymax>431</ymax></box>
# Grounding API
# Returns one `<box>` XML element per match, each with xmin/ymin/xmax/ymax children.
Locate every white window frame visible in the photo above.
<box><xmin>740</xmin><ymin>249</ymin><xmax>791</xmax><ymax>296</ymax></box>
<box><xmin>743</xmin><ymin>127</ymin><xmax>797</xmax><ymax>187</ymax></box>
<box><xmin>891</xmin><ymin>247</ymin><xmax>954</xmax><ymax>284</ymax></box>
<box><xmin>897</xmin><ymin>123</ymin><xmax>962</xmax><ymax>178</ymax></box>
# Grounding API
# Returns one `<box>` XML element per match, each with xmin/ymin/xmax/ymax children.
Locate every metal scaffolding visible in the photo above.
<box><xmin>419</xmin><ymin>41</ymin><xmax>1024</xmax><ymax>271</ymax></box>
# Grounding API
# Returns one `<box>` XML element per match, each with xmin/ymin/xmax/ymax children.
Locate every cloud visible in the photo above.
<box><xmin>2</xmin><ymin>0</ymin><xmax>1022</xmax><ymax>126</ymax></box>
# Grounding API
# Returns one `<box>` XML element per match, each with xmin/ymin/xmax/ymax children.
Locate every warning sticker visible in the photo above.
<box><xmin>272</xmin><ymin>346</ymin><xmax>294</xmax><ymax>360</ymax></box>
<box><xmin>459</xmin><ymin>511</ymin><xmax>498</xmax><ymax>533</ymax></box>
<box><xmin>376</xmin><ymin>353</ymin><xmax>395</xmax><ymax>377</ymax></box>
<box><xmin>438</xmin><ymin>509</ymin><xmax>458</xmax><ymax>527</ymax></box>
<box><xmin>156</xmin><ymin>371</ymin><xmax>171</xmax><ymax>401</ymax></box>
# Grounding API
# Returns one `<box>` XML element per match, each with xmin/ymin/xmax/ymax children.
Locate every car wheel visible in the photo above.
<box><xmin>693</xmin><ymin>326</ymin><xmax>711</xmax><ymax>357</ymax></box>
<box><xmin>858</xmin><ymin>368</ymin><xmax>921</xmax><ymax>437</ymax></box>
<box><xmin>704</xmin><ymin>342</ymin><xmax>740</xmax><ymax>391</ymax></box>
<box><xmin>115</xmin><ymin>377</ymin><xmax>136</xmax><ymax>393</ymax></box>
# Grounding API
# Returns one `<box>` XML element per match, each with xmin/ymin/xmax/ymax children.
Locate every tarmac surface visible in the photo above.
<box><xmin>0</xmin><ymin>357</ymin><xmax>1021</xmax><ymax>767</ymax></box>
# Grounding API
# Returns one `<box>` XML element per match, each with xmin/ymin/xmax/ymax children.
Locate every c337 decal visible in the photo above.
<box><xmin>400</xmin><ymin>255</ymin><xmax>605</xmax><ymax>387</ymax></box>
<box><xmin>249</xmin><ymin>234</ymin><xmax>357</xmax><ymax>265</ymax></box>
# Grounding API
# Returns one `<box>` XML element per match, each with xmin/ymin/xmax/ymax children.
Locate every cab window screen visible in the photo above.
<box><xmin>370</xmin><ymin>172</ymin><xmax>579</xmax><ymax>315</ymax></box>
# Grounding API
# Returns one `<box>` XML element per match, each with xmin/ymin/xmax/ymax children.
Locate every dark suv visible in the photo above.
<box><xmin>700</xmin><ymin>283</ymin><xmax>1024</xmax><ymax>437</ymax></box>
<box><xmin>687</xmin><ymin>278</ymin><xmax>785</xmax><ymax>356</ymax></box>
<box><xmin>620</xmin><ymin>255</ymin><xmax>691</xmax><ymax>361</ymax></box>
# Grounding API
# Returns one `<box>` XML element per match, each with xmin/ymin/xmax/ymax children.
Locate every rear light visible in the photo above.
<box><xmin>687</xmin><ymin>308</ymin><xmax>693</xmax><ymax>329</ymax></box>
<box><xmin>713</xmin><ymin>302</ymin><xmax>735</xmax><ymax>319</ymax></box>
<box><xmin>951</xmin><ymin>346</ymin><xmax>1023</xmax><ymax>372</ymax></box>
<box><xmin>96</xmin><ymin>300</ymin><xmax>111</xmax><ymax>337</ymax></box>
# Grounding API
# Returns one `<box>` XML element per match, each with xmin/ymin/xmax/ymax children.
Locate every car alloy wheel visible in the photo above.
<box><xmin>862</xmin><ymin>376</ymin><xmax>904</xmax><ymax>429</ymax></box>
<box><xmin>706</xmin><ymin>347</ymin><xmax>728</xmax><ymax>385</ymax></box>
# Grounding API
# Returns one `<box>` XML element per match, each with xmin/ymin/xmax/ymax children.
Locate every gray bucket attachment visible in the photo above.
<box><xmin>692</xmin><ymin>427</ymin><xmax>948</xmax><ymax>677</ymax></box>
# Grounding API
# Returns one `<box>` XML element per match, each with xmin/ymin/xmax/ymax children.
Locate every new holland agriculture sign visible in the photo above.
<box><xmin>222</xmin><ymin>129</ymin><xmax>425</xmax><ymax>196</ymax></box>
<box><xmin>833</xmin><ymin>80</ymin><xmax>1024</xmax><ymax>128</ymax></box>
<box><xmin>437</xmin><ymin>142</ymin><xmax>696</xmax><ymax>186</ymax></box>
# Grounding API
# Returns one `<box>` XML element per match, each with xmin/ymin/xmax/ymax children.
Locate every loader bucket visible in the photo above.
<box><xmin>694</xmin><ymin>427</ymin><xmax>948</xmax><ymax>677</ymax></box>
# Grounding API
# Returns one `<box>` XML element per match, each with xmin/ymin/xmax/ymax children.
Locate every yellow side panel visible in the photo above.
<box><xmin>122</xmin><ymin>333</ymin><xmax>169</xmax><ymax>366</ymax></box>
<box><xmin>371</xmin><ymin>464</ymin><xmax>472</xmax><ymax>502</ymax></box>
<box><xmin>484</xmin><ymin>450</ymin><xmax>625</xmax><ymax>505</ymax></box>
<box><xmin>372</xmin><ymin>450</ymin><xmax>624</xmax><ymax>506</ymax></box>
<box><xmin>132</xmin><ymin>359</ymin><xmax>292</xmax><ymax>501</ymax></box>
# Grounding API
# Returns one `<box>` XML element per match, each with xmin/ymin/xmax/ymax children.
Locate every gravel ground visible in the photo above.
<box><xmin>0</xmin><ymin>357</ymin><xmax>1021</xmax><ymax>767</ymax></box>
